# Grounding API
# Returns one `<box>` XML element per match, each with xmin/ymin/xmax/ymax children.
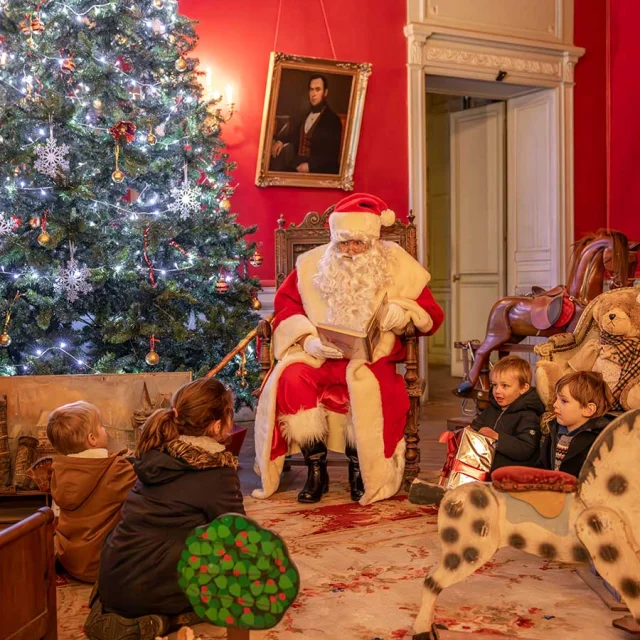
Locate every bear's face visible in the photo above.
<box><xmin>593</xmin><ymin>290</ymin><xmax>640</xmax><ymax>337</ymax></box>
<box><xmin>599</xmin><ymin>306</ymin><xmax>637</xmax><ymax>336</ymax></box>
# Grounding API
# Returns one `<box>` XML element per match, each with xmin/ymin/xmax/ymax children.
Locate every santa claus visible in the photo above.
<box><xmin>253</xmin><ymin>193</ymin><xmax>444</xmax><ymax>506</ymax></box>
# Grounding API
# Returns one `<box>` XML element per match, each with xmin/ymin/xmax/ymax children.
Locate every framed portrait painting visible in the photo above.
<box><xmin>255</xmin><ymin>52</ymin><xmax>372</xmax><ymax>191</ymax></box>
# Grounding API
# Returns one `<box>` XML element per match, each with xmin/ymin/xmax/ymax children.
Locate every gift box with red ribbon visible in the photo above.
<box><xmin>439</xmin><ymin>427</ymin><xmax>497</xmax><ymax>490</ymax></box>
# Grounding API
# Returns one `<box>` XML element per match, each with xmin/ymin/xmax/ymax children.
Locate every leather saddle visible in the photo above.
<box><xmin>529</xmin><ymin>285</ymin><xmax>568</xmax><ymax>331</ymax></box>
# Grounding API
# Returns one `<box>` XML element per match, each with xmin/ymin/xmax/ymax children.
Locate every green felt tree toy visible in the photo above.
<box><xmin>0</xmin><ymin>0</ymin><xmax>261</xmax><ymax>404</ymax></box>
<box><xmin>178</xmin><ymin>514</ymin><xmax>300</xmax><ymax>637</ymax></box>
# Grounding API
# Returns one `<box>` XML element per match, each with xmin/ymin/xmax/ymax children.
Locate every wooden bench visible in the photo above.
<box><xmin>0</xmin><ymin>507</ymin><xmax>57</xmax><ymax>640</ymax></box>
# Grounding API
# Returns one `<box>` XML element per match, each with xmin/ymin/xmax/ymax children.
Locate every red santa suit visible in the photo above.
<box><xmin>253</xmin><ymin>195</ymin><xmax>444</xmax><ymax>505</ymax></box>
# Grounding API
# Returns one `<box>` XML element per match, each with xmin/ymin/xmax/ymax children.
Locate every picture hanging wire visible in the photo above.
<box><xmin>272</xmin><ymin>0</ymin><xmax>337</xmax><ymax>59</ymax></box>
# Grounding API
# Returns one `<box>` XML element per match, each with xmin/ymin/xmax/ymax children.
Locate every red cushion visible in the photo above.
<box><xmin>492</xmin><ymin>466</ymin><xmax>577</xmax><ymax>493</ymax></box>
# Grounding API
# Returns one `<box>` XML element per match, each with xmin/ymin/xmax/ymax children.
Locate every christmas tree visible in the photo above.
<box><xmin>0</xmin><ymin>0</ymin><xmax>261</xmax><ymax>404</ymax></box>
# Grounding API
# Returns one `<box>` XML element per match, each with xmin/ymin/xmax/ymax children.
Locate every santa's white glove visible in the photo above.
<box><xmin>381</xmin><ymin>303</ymin><xmax>407</xmax><ymax>332</ymax></box>
<box><xmin>303</xmin><ymin>336</ymin><xmax>343</xmax><ymax>360</ymax></box>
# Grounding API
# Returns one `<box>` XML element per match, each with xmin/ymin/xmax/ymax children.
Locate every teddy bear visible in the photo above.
<box><xmin>536</xmin><ymin>287</ymin><xmax>640</xmax><ymax>411</ymax></box>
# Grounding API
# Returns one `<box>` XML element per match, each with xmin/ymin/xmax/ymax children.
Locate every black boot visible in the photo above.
<box><xmin>298</xmin><ymin>440</ymin><xmax>329</xmax><ymax>503</ymax></box>
<box><xmin>345</xmin><ymin>445</ymin><xmax>365</xmax><ymax>502</ymax></box>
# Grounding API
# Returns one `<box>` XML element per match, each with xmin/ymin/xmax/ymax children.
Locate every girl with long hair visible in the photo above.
<box><xmin>85</xmin><ymin>378</ymin><xmax>245</xmax><ymax>640</ymax></box>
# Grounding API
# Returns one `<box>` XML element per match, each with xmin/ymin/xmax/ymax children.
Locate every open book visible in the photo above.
<box><xmin>316</xmin><ymin>294</ymin><xmax>389</xmax><ymax>362</ymax></box>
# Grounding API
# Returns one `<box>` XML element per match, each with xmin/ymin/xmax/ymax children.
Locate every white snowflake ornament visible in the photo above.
<box><xmin>35</xmin><ymin>130</ymin><xmax>70</xmax><ymax>180</ymax></box>
<box><xmin>168</xmin><ymin>183</ymin><xmax>202</xmax><ymax>219</ymax></box>
<box><xmin>0</xmin><ymin>214</ymin><xmax>18</xmax><ymax>237</ymax></box>
<box><xmin>54</xmin><ymin>257</ymin><xmax>92</xmax><ymax>302</ymax></box>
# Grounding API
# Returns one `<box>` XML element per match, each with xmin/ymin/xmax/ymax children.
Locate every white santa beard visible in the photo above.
<box><xmin>313</xmin><ymin>241</ymin><xmax>392</xmax><ymax>331</ymax></box>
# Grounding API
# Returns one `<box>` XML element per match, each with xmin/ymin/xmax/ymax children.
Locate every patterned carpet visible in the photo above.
<box><xmin>57</xmin><ymin>483</ymin><xmax>627</xmax><ymax>639</ymax></box>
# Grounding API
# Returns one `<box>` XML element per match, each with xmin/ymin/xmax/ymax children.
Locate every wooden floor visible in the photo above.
<box><xmin>238</xmin><ymin>364</ymin><xmax>462</xmax><ymax>495</ymax></box>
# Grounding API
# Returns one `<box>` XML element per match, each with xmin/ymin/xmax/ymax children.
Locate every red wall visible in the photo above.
<box><xmin>608</xmin><ymin>0</ymin><xmax>640</xmax><ymax>240</ymax></box>
<box><xmin>178</xmin><ymin>0</ymin><xmax>408</xmax><ymax>284</ymax></box>
<box><xmin>573</xmin><ymin>0</ymin><xmax>608</xmax><ymax>238</ymax></box>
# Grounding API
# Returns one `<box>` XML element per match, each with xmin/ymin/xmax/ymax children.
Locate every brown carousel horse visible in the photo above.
<box><xmin>457</xmin><ymin>230</ymin><xmax>639</xmax><ymax>394</ymax></box>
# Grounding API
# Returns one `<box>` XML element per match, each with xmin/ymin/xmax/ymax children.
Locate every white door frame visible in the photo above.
<box><xmin>405</xmin><ymin>18</ymin><xmax>584</xmax><ymax>396</ymax></box>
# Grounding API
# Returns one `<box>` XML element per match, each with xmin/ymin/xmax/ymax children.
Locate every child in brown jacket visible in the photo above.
<box><xmin>47</xmin><ymin>401</ymin><xmax>136</xmax><ymax>582</ymax></box>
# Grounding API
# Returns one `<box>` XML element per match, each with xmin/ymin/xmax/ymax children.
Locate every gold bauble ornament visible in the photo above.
<box><xmin>93</xmin><ymin>98</ymin><xmax>103</xmax><ymax>110</ymax></box>
<box><xmin>249</xmin><ymin>249</ymin><xmax>264</xmax><ymax>267</ymax></box>
<box><xmin>146</xmin><ymin>132</ymin><xmax>157</xmax><ymax>145</ymax></box>
<box><xmin>215</xmin><ymin>280</ymin><xmax>230</xmax><ymax>294</ymax></box>
<box><xmin>251</xmin><ymin>297</ymin><xmax>262</xmax><ymax>311</ymax></box>
<box><xmin>220</xmin><ymin>198</ymin><xmax>231</xmax><ymax>212</ymax></box>
<box><xmin>0</xmin><ymin>333</ymin><xmax>11</xmax><ymax>348</ymax></box>
<box><xmin>112</xmin><ymin>169</ymin><xmax>125</xmax><ymax>183</ymax></box>
<box><xmin>29</xmin><ymin>216</ymin><xmax>41</xmax><ymax>229</ymax></box>
<box><xmin>115</xmin><ymin>34</ymin><xmax>128</xmax><ymax>45</ymax></box>
<box><xmin>153</xmin><ymin>0</ymin><xmax>164</xmax><ymax>7</ymax></box>
<box><xmin>175</xmin><ymin>56</ymin><xmax>188</xmax><ymax>72</ymax></box>
<box><xmin>37</xmin><ymin>231</ymin><xmax>51</xmax><ymax>247</ymax></box>
<box><xmin>145</xmin><ymin>350</ymin><xmax>160</xmax><ymax>366</ymax></box>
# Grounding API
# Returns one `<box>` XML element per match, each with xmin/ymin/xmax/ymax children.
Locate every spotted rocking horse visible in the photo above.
<box><xmin>413</xmin><ymin>409</ymin><xmax>640</xmax><ymax>639</ymax></box>
<box><xmin>458</xmin><ymin>230</ymin><xmax>638</xmax><ymax>394</ymax></box>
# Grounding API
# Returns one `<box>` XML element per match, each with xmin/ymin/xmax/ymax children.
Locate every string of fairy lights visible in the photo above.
<box><xmin>0</xmin><ymin>0</ymin><xmax>262</xmax><ymax>374</ymax></box>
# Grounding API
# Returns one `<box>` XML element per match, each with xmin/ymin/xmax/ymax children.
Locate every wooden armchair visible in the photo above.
<box><xmin>256</xmin><ymin>206</ymin><xmax>425</xmax><ymax>489</ymax></box>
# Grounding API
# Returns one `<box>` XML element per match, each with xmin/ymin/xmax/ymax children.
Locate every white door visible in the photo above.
<box><xmin>450</xmin><ymin>102</ymin><xmax>506</xmax><ymax>378</ymax></box>
<box><xmin>507</xmin><ymin>89</ymin><xmax>560</xmax><ymax>295</ymax></box>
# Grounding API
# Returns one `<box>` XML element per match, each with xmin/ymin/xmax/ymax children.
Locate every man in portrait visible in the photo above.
<box><xmin>270</xmin><ymin>74</ymin><xmax>343</xmax><ymax>175</ymax></box>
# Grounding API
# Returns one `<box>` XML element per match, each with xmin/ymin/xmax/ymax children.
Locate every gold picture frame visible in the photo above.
<box><xmin>255</xmin><ymin>52</ymin><xmax>372</xmax><ymax>191</ymax></box>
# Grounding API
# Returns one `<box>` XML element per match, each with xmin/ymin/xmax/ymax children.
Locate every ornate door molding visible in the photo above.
<box><xmin>405</xmin><ymin>3</ymin><xmax>584</xmax><ymax>395</ymax></box>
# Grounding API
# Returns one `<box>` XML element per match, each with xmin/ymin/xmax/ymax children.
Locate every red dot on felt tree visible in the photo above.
<box><xmin>279</xmin><ymin>567</ymin><xmax>286</xmax><ymax>573</ymax></box>
<box><xmin>238</xmin><ymin>598</ymin><xmax>245</xmax><ymax>605</ymax></box>
<box><xmin>274</xmin><ymin>559</ymin><xmax>281</xmax><ymax>565</ymax></box>
<box><xmin>254</xmin><ymin>580</ymin><xmax>261</xmax><ymax>586</ymax></box>
<box><xmin>202</xmin><ymin>595</ymin><xmax>210</xmax><ymax>603</ymax></box>
<box><xmin>278</xmin><ymin>593</ymin><xmax>286</xmax><ymax>601</ymax></box>
<box><xmin>233</xmin><ymin>570</ymin><xmax>240</xmax><ymax>577</ymax></box>
<box><xmin>240</xmin><ymin>531</ymin><xmax>248</xmax><ymax>538</ymax></box>
<box><xmin>199</xmin><ymin>565</ymin><xmax>208</xmax><ymax>573</ymax></box>
<box><xmin>217</xmin><ymin>549</ymin><xmax>225</xmax><ymax>556</ymax></box>
<box><xmin>269</xmin><ymin>596</ymin><xmax>276</xmax><ymax>603</ymax></box>
<box><xmin>241</xmin><ymin>548</ymin><xmax>248</xmax><ymax>554</ymax></box>
<box><xmin>226</xmin><ymin>616</ymin><xmax>234</xmax><ymax>625</ymax></box>
<box><xmin>201</xmin><ymin>586</ymin><xmax>209</xmax><ymax>593</ymax></box>
<box><xmin>224</xmin><ymin>554</ymin><xmax>232</xmax><ymax>562</ymax></box>
<box><xmin>266</xmin><ymin>579</ymin><xmax>275</xmax><ymax>586</ymax></box>
<box><xmin>235</xmin><ymin>540</ymin><xmax>243</xmax><ymax>547</ymax></box>
<box><xmin>202</xmin><ymin>532</ymin><xmax>209</xmax><ymax>539</ymax></box>
<box><xmin>243</xmin><ymin>607</ymin><xmax>251</xmax><ymax>614</ymax></box>
<box><xmin>190</xmin><ymin>555</ymin><xmax>197</xmax><ymax>563</ymax></box>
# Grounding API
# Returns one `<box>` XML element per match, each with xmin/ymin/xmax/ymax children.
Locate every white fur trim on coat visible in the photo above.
<box><xmin>273</xmin><ymin>313</ymin><xmax>317</xmax><ymax>360</ymax></box>
<box><xmin>68</xmin><ymin>448</ymin><xmax>108</xmax><ymax>458</ymax></box>
<box><xmin>279</xmin><ymin>406</ymin><xmax>328</xmax><ymax>447</ymax></box>
<box><xmin>330</xmin><ymin>211</ymin><xmax>381</xmax><ymax>239</ymax></box>
<box><xmin>346</xmin><ymin>360</ymin><xmax>405</xmax><ymax>505</ymax></box>
<box><xmin>178</xmin><ymin>435</ymin><xmax>226</xmax><ymax>455</ymax></box>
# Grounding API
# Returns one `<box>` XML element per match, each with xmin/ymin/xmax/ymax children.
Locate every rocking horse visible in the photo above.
<box><xmin>457</xmin><ymin>230</ymin><xmax>638</xmax><ymax>394</ymax></box>
<box><xmin>413</xmin><ymin>409</ymin><xmax>640</xmax><ymax>639</ymax></box>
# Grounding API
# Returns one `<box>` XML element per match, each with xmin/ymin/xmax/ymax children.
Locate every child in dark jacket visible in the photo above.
<box><xmin>410</xmin><ymin>356</ymin><xmax>544</xmax><ymax>505</ymax></box>
<box><xmin>84</xmin><ymin>378</ymin><xmax>245</xmax><ymax>640</ymax></box>
<box><xmin>540</xmin><ymin>370</ymin><xmax>614</xmax><ymax>476</ymax></box>
<box><xmin>471</xmin><ymin>355</ymin><xmax>545</xmax><ymax>471</ymax></box>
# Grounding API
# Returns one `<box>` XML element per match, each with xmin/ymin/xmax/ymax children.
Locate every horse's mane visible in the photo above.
<box><xmin>566</xmin><ymin>229</ymin><xmax>629</xmax><ymax>288</ymax></box>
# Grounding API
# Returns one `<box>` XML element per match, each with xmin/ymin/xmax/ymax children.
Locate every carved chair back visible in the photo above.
<box><xmin>274</xmin><ymin>205</ymin><xmax>418</xmax><ymax>287</ymax></box>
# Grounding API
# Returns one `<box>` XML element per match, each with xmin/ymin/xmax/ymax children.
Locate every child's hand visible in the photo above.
<box><xmin>478</xmin><ymin>427</ymin><xmax>499</xmax><ymax>439</ymax></box>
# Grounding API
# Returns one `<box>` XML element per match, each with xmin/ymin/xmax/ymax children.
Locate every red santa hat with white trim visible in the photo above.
<box><xmin>329</xmin><ymin>193</ymin><xmax>396</xmax><ymax>239</ymax></box>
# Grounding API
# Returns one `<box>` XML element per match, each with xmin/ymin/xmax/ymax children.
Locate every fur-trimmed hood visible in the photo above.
<box><xmin>134</xmin><ymin>436</ymin><xmax>237</xmax><ymax>486</ymax></box>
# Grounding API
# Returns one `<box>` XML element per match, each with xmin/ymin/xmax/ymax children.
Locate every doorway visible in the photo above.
<box><xmin>425</xmin><ymin>77</ymin><xmax>562</xmax><ymax>383</ymax></box>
